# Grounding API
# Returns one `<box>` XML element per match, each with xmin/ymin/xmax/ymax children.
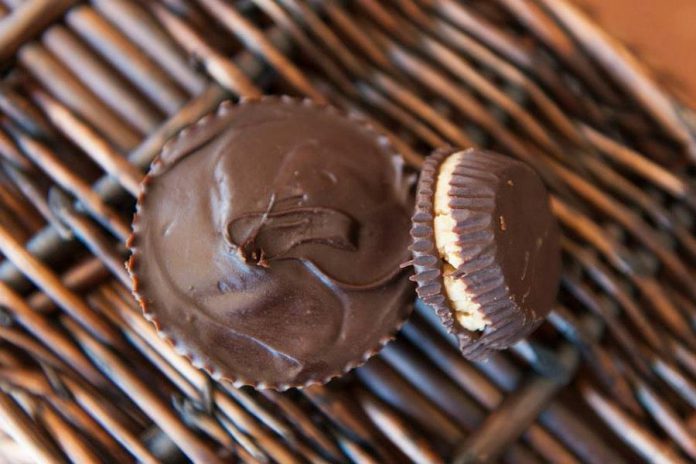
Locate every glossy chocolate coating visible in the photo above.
<box><xmin>128</xmin><ymin>98</ymin><xmax>413</xmax><ymax>389</ymax></box>
<box><xmin>410</xmin><ymin>147</ymin><xmax>560</xmax><ymax>360</ymax></box>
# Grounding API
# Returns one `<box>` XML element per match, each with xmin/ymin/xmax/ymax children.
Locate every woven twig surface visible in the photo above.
<box><xmin>0</xmin><ymin>0</ymin><xmax>695</xmax><ymax>463</ymax></box>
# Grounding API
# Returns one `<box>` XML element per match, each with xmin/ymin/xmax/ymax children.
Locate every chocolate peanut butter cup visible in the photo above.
<box><xmin>128</xmin><ymin>97</ymin><xmax>414</xmax><ymax>389</ymax></box>
<box><xmin>410</xmin><ymin>147</ymin><xmax>561</xmax><ymax>360</ymax></box>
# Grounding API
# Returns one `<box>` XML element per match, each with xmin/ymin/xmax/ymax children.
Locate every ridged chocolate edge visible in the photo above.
<box><xmin>449</xmin><ymin>150</ymin><xmax>544</xmax><ymax>355</ymax></box>
<box><xmin>410</xmin><ymin>147</ymin><xmax>478</xmax><ymax>354</ymax></box>
<box><xmin>127</xmin><ymin>95</ymin><xmax>413</xmax><ymax>391</ymax></box>
<box><xmin>410</xmin><ymin>147</ymin><xmax>544</xmax><ymax>361</ymax></box>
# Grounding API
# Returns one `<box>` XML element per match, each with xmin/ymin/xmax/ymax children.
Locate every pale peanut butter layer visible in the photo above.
<box><xmin>433</xmin><ymin>151</ymin><xmax>488</xmax><ymax>331</ymax></box>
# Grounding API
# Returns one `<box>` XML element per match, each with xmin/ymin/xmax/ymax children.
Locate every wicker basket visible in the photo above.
<box><xmin>0</xmin><ymin>0</ymin><xmax>695</xmax><ymax>462</ymax></box>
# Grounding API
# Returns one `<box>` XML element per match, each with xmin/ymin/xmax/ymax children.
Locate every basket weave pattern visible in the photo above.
<box><xmin>0</xmin><ymin>0</ymin><xmax>695</xmax><ymax>462</ymax></box>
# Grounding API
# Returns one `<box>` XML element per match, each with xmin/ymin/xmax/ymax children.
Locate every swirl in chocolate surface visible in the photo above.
<box><xmin>128</xmin><ymin>98</ymin><xmax>413</xmax><ymax>389</ymax></box>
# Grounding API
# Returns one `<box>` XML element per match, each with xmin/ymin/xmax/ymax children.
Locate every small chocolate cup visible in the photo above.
<box><xmin>128</xmin><ymin>96</ymin><xmax>414</xmax><ymax>390</ymax></box>
<box><xmin>410</xmin><ymin>147</ymin><xmax>561</xmax><ymax>360</ymax></box>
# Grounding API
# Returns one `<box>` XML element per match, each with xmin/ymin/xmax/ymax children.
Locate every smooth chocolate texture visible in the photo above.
<box><xmin>410</xmin><ymin>147</ymin><xmax>560</xmax><ymax>360</ymax></box>
<box><xmin>128</xmin><ymin>97</ymin><xmax>413</xmax><ymax>389</ymax></box>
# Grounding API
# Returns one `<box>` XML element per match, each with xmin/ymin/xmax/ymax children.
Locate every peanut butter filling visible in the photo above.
<box><xmin>433</xmin><ymin>151</ymin><xmax>489</xmax><ymax>331</ymax></box>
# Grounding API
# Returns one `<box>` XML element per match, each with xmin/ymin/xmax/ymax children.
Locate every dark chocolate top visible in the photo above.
<box><xmin>411</xmin><ymin>148</ymin><xmax>560</xmax><ymax>360</ymax></box>
<box><xmin>128</xmin><ymin>97</ymin><xmax>413</xmax><ymax>389</ymax></box>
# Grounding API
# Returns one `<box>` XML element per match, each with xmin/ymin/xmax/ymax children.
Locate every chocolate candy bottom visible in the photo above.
<box><xmin>410</xmin><ymin>147</ymin><xmax>561</xmax><ymax>360</ymax></box>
